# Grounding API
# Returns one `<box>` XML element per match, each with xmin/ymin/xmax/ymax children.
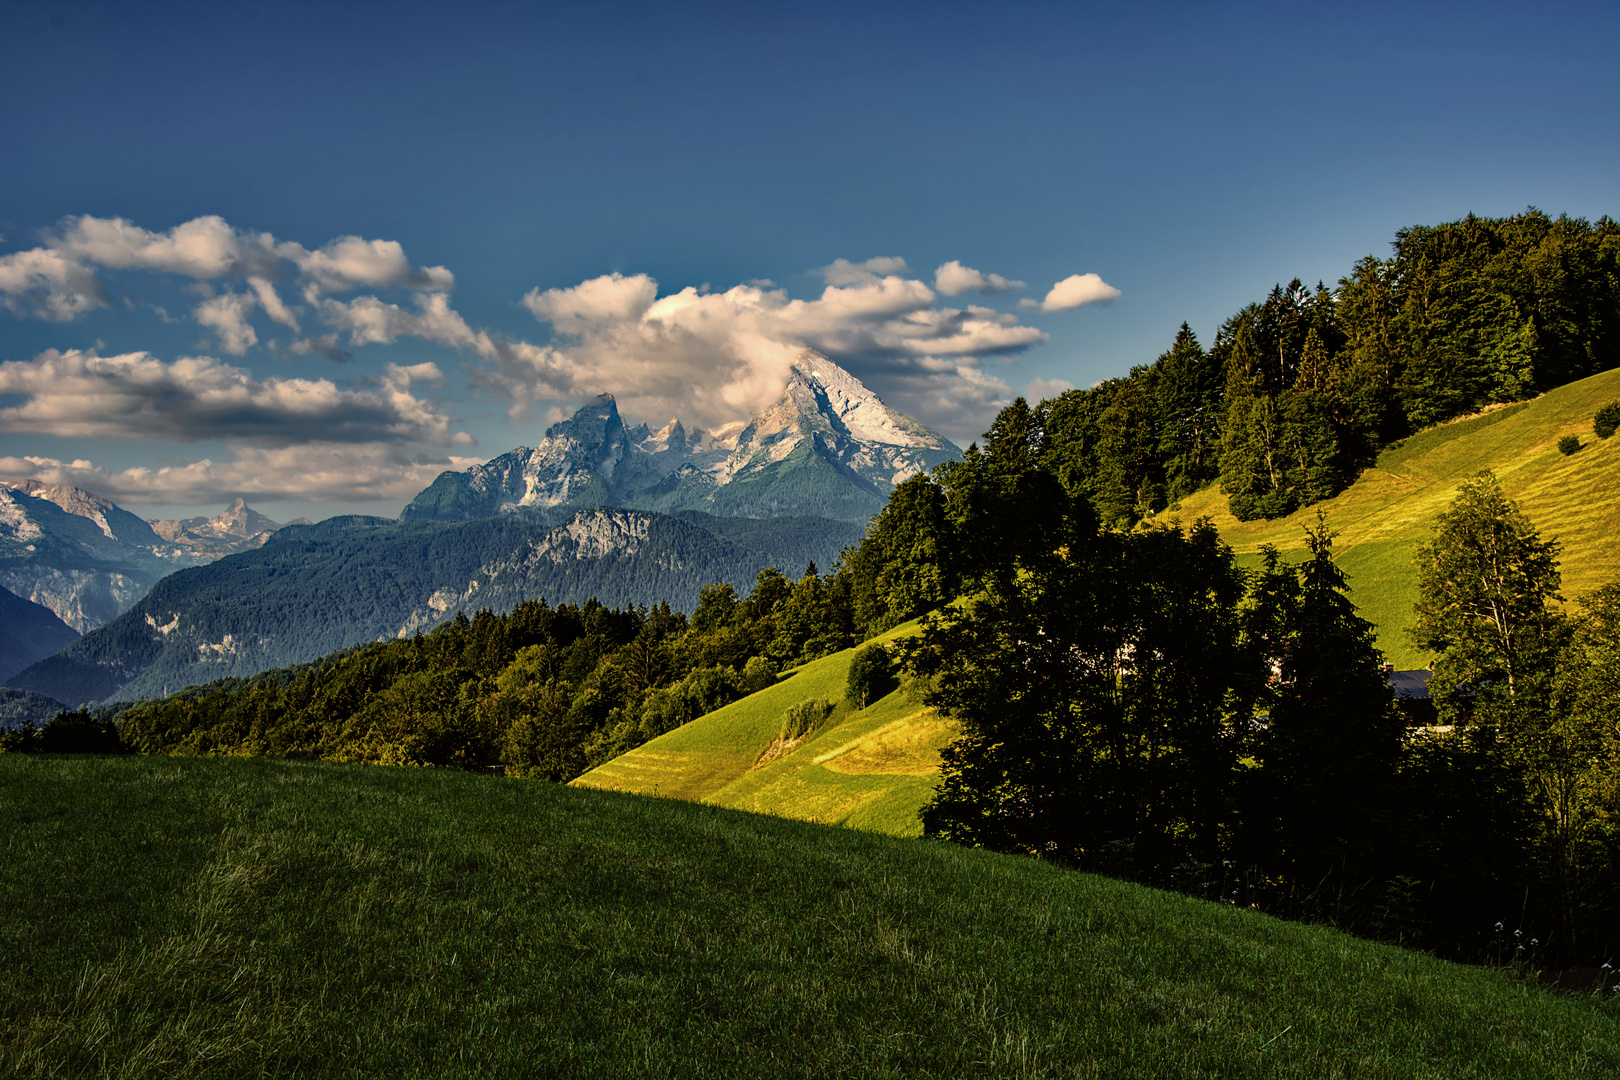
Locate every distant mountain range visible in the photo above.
<box><xmin>150</xmin><ymin>498</ymin><xmax>308</xmax><ymax>560</ymax></box>
<box><xmin>402</xmin><ymin>352</ymin><xmax>961</xmax><ymax>524</ymax></box>
<box><xmin>5</xmin><ymin>354</ymin><xmax>943</xmax><ymax>705</ymax></box>
<box><xmin>0</xmin><ymin>482</ymin><xmax>295</xmax><ymax>634</ymax></box>
<box><xmin>7</xmin><ymin>510</ymin><xmax>862</xmax><ymax>706</ymax></box>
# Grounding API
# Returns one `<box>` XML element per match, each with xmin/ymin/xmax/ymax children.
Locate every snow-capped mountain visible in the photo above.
<box><xmin>0</xmin><ymin>483</ymin><xmax>292</xmax><ymax>633</ymax></box>
<box><xmin>0</xmin><ymin>481</ymin><xmax>196</xmax><ymax>633</ymax></box>
<box><xmin>402</xmin><ymin>353</ymin><xmax>962</xmax><ymax>524</ymax></box>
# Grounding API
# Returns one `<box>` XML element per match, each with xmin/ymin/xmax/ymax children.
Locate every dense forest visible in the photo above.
<box><xmin>9</xmin><ymin>510</ymin><xmax>861</xmax><ymax>706</ymax></box>
<box><xmin>6</xmin><ymin>210</ymin><xmax>1619</xmax><ymax>970</ymax></box>
<box><xmin>1047</xmin><ymin>209</ymin><xmax>1620</xmax><ymax>524</ymax></box>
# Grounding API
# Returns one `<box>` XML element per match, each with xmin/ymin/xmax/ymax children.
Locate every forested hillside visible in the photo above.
<box><xmin>104</xmin><ymin>563</ymin><xmax>861</xmax><ymax>779</ymax></box>
<box><xmin>1046</xmin><ymin>210</ymin><xmax>1620</xmax><ymax>525</ymax></box>
<box><xmin>7</xmin><ymin>511</ymin><xmax>860</xmax><ymax>706</ymax></box>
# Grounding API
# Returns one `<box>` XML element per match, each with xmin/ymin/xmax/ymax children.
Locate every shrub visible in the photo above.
<box><xmin>742</xmin><ymin>655</ymin><xmax>777</xmax><ymax>695</ymax></box>
<box><xmin>780</xmin><ymin>698</ymin><xmax>835</xmax><ymax>741</ymax></box>
<box><xmin>846</xmin><ymin>643</ymin><xmax>895</xmax><ymax>708</ymax></box>
<box><xmin>1595</xmin><ymin>401</ymin><xmax>1620</xmax><ymax>439</ymax></box>
<box><xmin>1558</xmin><ymin>434</ymin><xmax>1581</xmax><ymax>456</ymax></box>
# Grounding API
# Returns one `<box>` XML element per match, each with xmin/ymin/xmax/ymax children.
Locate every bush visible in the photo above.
<box><xmin>1558</xmin><ymin>434</ymin><xmax>1581</xmax><ymax>456</ymax></box>
<box><xmin>742</xmin><ymin>655</ymin><xmax>777</xmax><ymax>695</ymax></box>
<box><xmin>846</xmin><ymin>644</ymin><xmax>895</xmax><ymax>708</ymax></box>
<box><xmin>780</xmin><ymin>698</ymin><xmax>835</xmax><ymax>741</ymax></box>
<box><xmin>1595</xmin><ymin>401</ymin><xmax>1620</xmax><ymax>439</ymax></box>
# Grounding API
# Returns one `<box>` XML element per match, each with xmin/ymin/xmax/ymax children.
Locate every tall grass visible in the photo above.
<box><xmin>3</xmin><ymin>754</ymin><xmax>1617</xmax><ymax>1078</ymax></box>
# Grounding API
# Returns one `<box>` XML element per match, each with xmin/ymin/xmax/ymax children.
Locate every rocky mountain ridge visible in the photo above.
<box><xmin>0</xmin><ymin>483</ymin><xmax>292</xmax><ymax>633</ymax></box>
<box><xmin>402</xmin><ymin>352</ymin><xmax>961</xmax><ymax>525</ymax></box>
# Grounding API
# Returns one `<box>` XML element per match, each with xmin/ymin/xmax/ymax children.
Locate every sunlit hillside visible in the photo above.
<box><xmin>1160</xmin><ymin>366</ymin><xmax>1620</xmax><ymax>667</ymax></box>
<box><xmin>574</xmin><ymin>622</ymin><xmax>949</xmax><ymax>836</ymax></box>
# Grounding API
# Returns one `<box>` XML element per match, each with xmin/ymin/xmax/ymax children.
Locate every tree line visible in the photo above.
<box><xmin>1048</xmin><ymin>209</ymin><xmax>1620</xmax><ymax>525</ymax></box>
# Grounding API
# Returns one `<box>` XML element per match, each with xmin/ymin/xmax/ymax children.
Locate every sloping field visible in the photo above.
<box><xmin>574</xmin><ymin>622</ymin><xmax>948</xmax><ymax>836</ymax></box>
<box><xmin>1165</xmin><ymin>367</ymin><xmax>1620</xmax><ymax>667</ymax></box>
<box><xmin>4</xmin><ymin>754</ymin><xmax>1617</xmax><ymax>1078</ymax></box>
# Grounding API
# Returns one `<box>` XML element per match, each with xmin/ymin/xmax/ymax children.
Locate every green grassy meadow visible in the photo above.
<box><xmin>1164</xmin><ymin>367</ymin><xmax>1620</xmax><ymax>667</ymax></box>
<box><xmin>4</xmin><ymin>753</ymin><xmax>1618</xmax><ymax>1079</ymax></box>
<box><xmin>576</xmin><ymin>622</ymin><xmax>948</xmax><ymax>837</ymax></box>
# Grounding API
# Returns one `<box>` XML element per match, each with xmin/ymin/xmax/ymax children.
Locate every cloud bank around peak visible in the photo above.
<box><xmin>481</xmin><ymin>265</ymin><xmax>1053</xmax><ymax>444</ymax></box>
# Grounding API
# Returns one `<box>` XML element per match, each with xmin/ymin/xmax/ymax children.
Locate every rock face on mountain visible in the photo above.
<box><xmin>401</xmin><ymin>353</ymin><xmax>961</xmax><ymax>524</ymax></box>
<box><xmin>0</xmin><ymin>485</ymin><xmax>295</xmax><ymax>634</ymax></box>
<box><xmin>150</xmin><ymin>498</ymin><xmax>298</xmax><ymax>559</ymax></box>
<box><xmin>0</xmin><ymin>482</ymin><xmax>199</xmax><ymax>633</ymax></box>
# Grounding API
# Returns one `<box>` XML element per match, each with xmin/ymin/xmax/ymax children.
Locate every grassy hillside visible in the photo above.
<box><xmin>575</xmin><ymin>622</ymin><xmax>947</xmax><ymax>836</ymax></box>
<box><xmin>2</xmin><ymin>754</ymin><xmax>1615</xmax><ymax>1078</ymax></box>
<box><xmin>1163</xmin><ymin>366</ymin><xmax>1620</xmax><ymax>667</ymax></box>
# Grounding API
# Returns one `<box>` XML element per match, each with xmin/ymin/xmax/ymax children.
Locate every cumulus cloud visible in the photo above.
<box><xmin>522</xmin><ymin>272</ymin><xmax>659</xmax><ymax>332</ymax></box>
<box><xmin>289</xmin><ymin>235</ymin><xmax>455</xmax><ymax>299</ymax></box>
<box><xmin>821</xmin><ymin>256</ymin><xmax>910</xmax><ymax>286</ymax></box>
<box><xmin>1029</xmin><ymin>273</ymin><xmax>1122</xmax><ymax>312</ymax></box>
<box><xmin>319</xmin><ymin>292</ymin><xmax>491</xmax><ymax>354</ymax></box>
<box><xmin>0</xmin><ymin>247</ymin><xmax>107</xmax><ymax>320</ymax></box>
<box><xmin>474</xmin><ymin>267</ymin><xmax>1046</xmax><ymax>444</ymax></box>
<box><xmin>0</xmin><ymin>445</ymin><xmax>485</xmax><ymax>507</ymax></box>
<box><xmin>0</xmin><ymin>214</ymin><xmax>454</xmax><ymax>345</ymax></box>
<box><xmin>0</xmin><ymin>348</ymin><xmax>459</xmax><ymax>447</ymax></box>
<box><xmin>194</xmin><ymin>291</ymin><xmax>259</xmax><ymax>354</ymax></box>
<box><xmin>933</xmin><ymin>260</ymin><xmax>1025</xmax><ymax>296</ymax></box>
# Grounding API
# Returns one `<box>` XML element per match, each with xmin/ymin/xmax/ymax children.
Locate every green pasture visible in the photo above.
<box><xmin>1167</xmin><ymin>367</ymin><xmax>1620</xmax><ymax>667</ymax></box>
<box><xmin>3</xmin><ymin>754</ymin><xmax>1616</xmax><ymax>1078</ymax></box>
<box><xmin>576</xmin><ymin>621</ymin><xmax>948</xmax><ymax>837</ymax></box>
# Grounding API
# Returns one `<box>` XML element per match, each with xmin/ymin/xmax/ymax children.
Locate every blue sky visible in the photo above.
<box><xmin>1</xmin><ymin>0</ymin><xmax>1616</xmax><ymax>522</ymax></box>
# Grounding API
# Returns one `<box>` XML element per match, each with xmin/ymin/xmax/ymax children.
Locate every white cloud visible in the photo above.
<box><xmin>0</xmin><ymin>348</ymin><xmax>458</xmax><ymax>447</ymax></box>
<box><xmin>289</xmin><ymin>235</ymin><xmax>455</xmax><ymax>298</ymax></box>
<box><xmin>0</xmin><ymin>445</ymin><xmax>485</xmax><ymax>507</ymax></box>
<box><xmin>319</xmin><ymin>292</ymin><xmax>494</xmax><ymax>356</ymax></box>
<box><xmin>476</xmin><ymin>266</ymin><xmax>1045</xmax><ymax>443</ymax></box>
<box><xmin>194</xmin><ymin>291</ymin><xmax>259</xmax><ymax>354</ymax></box>
<box><xmin>52</xmin><ymin>214</ymin><xmax>273</xmax><ymax>279</ymax></box>
<box><xmin>522</xmin><ymin>272</ymin><xmax>658</xmax><ymax>333</ymax></box>
<box><xmin>0</xmin><ymin>215</ymin><xmax>454</xmax><ymax>342</ymax></box>
<box><xmin>248</xmin><ymin>276</ymin><xmax>299</xmax><ymax>332</ymax></box>
<box><xmin>821</xmin><ymin>256</ymin><xmax>910</xmax><ymax>286</ymax></box>
<box><xmin>0</xmin><ymin>247</ymin><xmax>107</xmax><ymax>320</ymax></box>
<box><xmin>1035</xmin><ymin>273</ymin><xmax>1122</xmax><ymax>312</ymax></box>
<box><xmin>933</xmin><ymin>260</ymin><xmax>1025</xmax><ymax>296</ymax></box>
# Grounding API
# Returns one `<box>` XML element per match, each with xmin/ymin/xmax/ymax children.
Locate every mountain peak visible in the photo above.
<box><xmin>400</xmin><ymin>353</ymin><xmax>961</xmax><ymax>524</ymax></box>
